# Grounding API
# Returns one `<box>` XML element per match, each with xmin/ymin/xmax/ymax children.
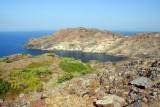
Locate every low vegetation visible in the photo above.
<box><xmin>63</xmin><ymin>57</ymin><xmax>75</xmax><ymax>62</ymax></box>
<box><xmin>26</xmin><ymin>61</ymin><xmax>53</xmax><ymax>68</ymax></box>
<box><xmin>21</xmin><ymin>52</ymin><xmax>28</xmax><ymax>55</ymax></box>
<box><xmin>117</xmin><ymin>36</ymin><xmax>122</xmax><ymax>38</ymax></box>
<box><xmin>22</xmin><ymin>68</ymin><xmax>53</xmax><ymax>75</ymax></box>
<box><xmin>112</xmin><ymin>62</ymin><xmax>117</xmax><ymax>66</ymax></box>
<box><xmin>0</xmin><ymin>54</ymin><xmax>100</xmax><ymax>102</ymax></box>
<box><xmin>0</xmin><ymin>59</ymin><xmax>54</xmax><ymax>100</ymax></box>
<box><xmin>58</xmin><ymin>73</ymin><xmax>74</xmax><ymax>83</ymax></box>
<box><xmin>23</xmin><ymin>61</ymin><xmax>54</xmax><ymax>82</ymax></box>
<box><xmin>8</xmin><ymin>71</ymin><xmax>43</xmax><ymax>94</ymax></box>
<box><xmin>0</xmin><ymin>56</ymin><xmax>14</xmax><ymax>63</ymax></box>
<box><xmin>59</xmin><ymin>61</ymin><xmax>91</xmax><ymax>73</ymax></box>
<box><xmin>46</xmin><ymin>53</ymin><xmax>56</xmax><ymax>57</ymax></box>
<box><xmin>58</xmin><ymin>57</ymin><xmax>100</xmax><ymax>83</ymax></box>
<box><xmin>96</xmin><ymin>60</ymin><xmax>102</xmax><ymax>63</ymax></box>
<box><xmin>0</xmin><ymin>79</ymin><xmax>9</xmax><ymax>99</ymax></box>
<box><xmin>0</xmin><ymin>70</ymin><xmax>3</xmax><ymax>76</ymax></box>
<box><xmin>80</xmin><ymin>69</ymin><xmax>99</xmax><ymax>76</ymax></box>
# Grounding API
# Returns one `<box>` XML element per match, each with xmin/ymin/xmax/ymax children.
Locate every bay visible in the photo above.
<box><xmin>0</xmin><ymin>30</ymin><xmax>141</xmax><ymax>62</ymax></box>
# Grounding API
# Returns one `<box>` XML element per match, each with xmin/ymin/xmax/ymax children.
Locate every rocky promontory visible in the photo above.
<box><xmin>24</xmin><ymin>27</ymin><xmax>160</xmax><ymax>58</ymax></box>
<box><xmin>0</xmin><ymin>53</ymin><xmax>160</xmax><ymax>106</ymax></box>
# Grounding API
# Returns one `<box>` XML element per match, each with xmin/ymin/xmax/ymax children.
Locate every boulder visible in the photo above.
<box><xmin>95</xmin><ymin>94</ymin><xmax>126</xmax><ymax>107</ymax></box>
<box><xmin>129</xmin><ymin>77</ymin><xmax>152</xmax><ymax>89</ymax></box>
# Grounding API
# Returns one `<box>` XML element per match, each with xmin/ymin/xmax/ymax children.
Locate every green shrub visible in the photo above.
<box><xmin>58</xmin><ymin>73</ymin><xmax>74</xmax><ymax>83</ymax></box>
<box><xmin>59</xmin><ymin>61</ymin><xmax>98</xmax><ymax>76</ymax></box>
<box><xmin>59</xmin><ymin>61</ymin><xmax>91</xmax><ymax>73</ymax></box>
<box><xmin>0</xmin><ymin>70</ymin><xmax>3</xmax><ymax>76</ymax></box>
<box><xmin>96</xmin><ymin>60</ymin><xmax>102</xmax><ymax>63</ymax></box>
<box><xmin>47</xmin><ymin>53</ymin><xmax>56</xmax><ymax>57</ymax></box>
<box><xmin>8</xmin><ymin>71</ymin><xmax>43</xmax><ymax>94</ymax></box>
<box><xmin>0</xmin><ymin>79</ymin><xmax>9</xmax><ymax>99</ymax></box>
<box><xmin>21</xmin><ymin>52</ymin><xmax>28</xmax><ymax>55</ymax></box>
<box><xmin>63</xmin><ymin>57</ymin><xmax>75</xmax><ymax>62</ymax></box>
<box><xmin>52</xmin><ymin>83</ymin><xmax>58</xmax><ymax>87</ymax></box>
<box><xmin>22</xmin><ymin>68</ymin><xmax>53</xmax><ymax>75</ymax></box>
<box><xmin>58</xmin><ymin>56</ymin><xmax>63</xmax><ymax>59</ymax></box>
<box><xmin>81</xmin><ymin>70</ymin><xmax>100</xmax><ymax>76</ymax></box>
<box><xmin>40</xmin><ymin>69</ymin><xmax>53</xmax><ymax>75</ymax></box>
<box><xmin>26</xmin><ymin>61</ymin><xmax>53</xmax><ymax>68</ymax></box>
<box><xmin>77</xmin><ymin>59</ymin><xmax>82</xmax><ymax>62</ymax></box>
<box><xmin>32</xmin><ymin>55</ymin><xmax>40</xmax><ymax>58</ymax></box>
<box><xmin>0</xmin><ymin>56</ymin><xmax>14</xmax><ymax>63</ymax></box>
<box><xmin>112</xmin><ymin>62</ymin><xmax>117</xmax><ymax>66</ymax></box>
<box><xmin>117</xmin><ymin>36</ymin><xmax>122</xmax><ymax>38</ymax></box>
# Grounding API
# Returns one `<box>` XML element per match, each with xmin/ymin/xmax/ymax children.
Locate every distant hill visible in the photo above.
<box><xmin>24</xmin><ymin>27</ymin><xmax>160</xmax><ymax>58</ymax></box>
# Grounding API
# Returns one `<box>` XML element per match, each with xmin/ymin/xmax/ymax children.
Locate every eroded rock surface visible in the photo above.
<box><xmin>24</xmin><ymin>27</ymin><xmax>160</xmax><ymax>58</ymax></box>
<box><xmin>1</xmin><ymin>54</ymin><xmax>160</xmax><ymax>107</ymax></box>
<box><xmin>95</xmin><ymin>94</ymin><xmax>126</xmax><ymax>107</ymax></box>
<box><xmin>129</xmin><ymin>77</ymin><xmax>152</xmax><ymax>89</ymax></box>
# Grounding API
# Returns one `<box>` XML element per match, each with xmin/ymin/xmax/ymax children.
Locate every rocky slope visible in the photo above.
<box><xmin>24</xmin><ymin>27</ymin><xmax>160</xmax><ymax>58</ymax></box>
<box><xmin>0</xmin><ymin>53</ymin><xmax>160</xmax><ymax>107</ymax></box>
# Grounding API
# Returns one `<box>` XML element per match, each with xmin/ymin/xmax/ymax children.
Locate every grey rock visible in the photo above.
<box><xmin>131</xmin><ymin>101</ymin><xmax>142</xmax><ymax>107</ymax></box>
<box><xmin>0</xmin><ymin>99</ymin><xmax>3</xmax><ymax>103</ymax></box>
<box><xmin>151</xmin><ymin>76</ymin><xmax>160</xmax><ymax>86</ymax></box>
<box><xmin>96</xmin><ymin>94</ymin><xmax>126</xmax><ymax>107</ymax></box>
<box><xmin>19</xmin><ymin>93</ymin><xmax>25</xmax><ymax>98</ymax></box>
<box><xmin>104</xmin><ymin>69</ymin><xmax>110</xmax><ymax>73</ymax></box>
<box><xmin>129</xmin><ymin>77</ymin><xmax>152</xmax><ymax>89</ymax></box>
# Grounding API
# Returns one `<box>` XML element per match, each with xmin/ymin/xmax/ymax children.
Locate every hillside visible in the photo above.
<box><xmin>24</xmin><ymin>27</ymin><xmax>160</xmax><ymax>58</ymax></box>
<box><xmin>0</xmin><ymin>53</ymin><xmax>160</xmax><ymax>106</ymax></box>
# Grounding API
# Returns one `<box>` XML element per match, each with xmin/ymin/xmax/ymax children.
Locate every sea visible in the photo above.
<box><xmin>0</xmin><ymin>30</ymin><xmax>150</xmax><ymax>62</ymax></box>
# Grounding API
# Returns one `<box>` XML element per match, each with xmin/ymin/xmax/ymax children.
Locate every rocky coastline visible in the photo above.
<box><xmin>0</xmin><ymin>27</ymin><xmax>160</xmax><ymax>107</ymax></box>
<box><xmin>24</xmin><ymin>27</ymin><xmax>160</xmax><ymax>58</ymax></box>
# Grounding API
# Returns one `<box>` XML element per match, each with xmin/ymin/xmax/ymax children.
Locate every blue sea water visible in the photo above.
<box><xmin>0</xmin><ymin>30</ymin><xmax>144</xmax><ymax>62</ymax></box>
<box><xmin>0</xmin><ymin>31</ymin><xmax>55</xmax><ymax>58</ymax></box>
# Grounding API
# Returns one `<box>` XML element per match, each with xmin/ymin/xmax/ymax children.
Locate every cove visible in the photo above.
<box><xmin>26</xmin><ymin>49</ymin><xmax>127</xmax><ymax>63</ymax></box>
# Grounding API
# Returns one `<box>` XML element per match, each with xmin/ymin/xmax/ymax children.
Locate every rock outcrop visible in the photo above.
<box><xmin>129</xmin><ymin>77</ymin><xmax>152</xmax><ymax>89</ymax></box>
<box><xmin>0</xmin><ymin>53</ymin><xmax>160</xmax><ymax>107</ymax></box>
<box><xmin>24</xmin><ymin>27</ymin><xmax>160</xmax><ymax>58</ymax></box>
<box><xmin>95</xmin><ymin>95</ymin><xmax>126</xmax><ymax>107</ymax></box>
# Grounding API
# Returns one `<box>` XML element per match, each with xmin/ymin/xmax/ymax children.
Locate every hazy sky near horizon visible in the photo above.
<box><xmin>0</xmin><ymin>0</ymin><xmax>160</xmax><ymax>31</ymax></box>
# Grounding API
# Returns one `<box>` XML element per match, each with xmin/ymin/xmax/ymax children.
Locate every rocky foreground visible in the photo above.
<box><xmin>0</xmin><ymin>53</ymin><xmax>160</xmax><ymax>107</ymax></box>
<box><xmin>24</xmin><ymin>27</ymin><xmax>160</xmax><ymax>58</ymax></box>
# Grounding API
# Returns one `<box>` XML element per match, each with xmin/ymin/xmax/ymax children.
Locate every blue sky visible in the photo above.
<box><xmin>0</xmin><ymin>0</ymin><xmax>160</xmax><ymax>31</ymax></box>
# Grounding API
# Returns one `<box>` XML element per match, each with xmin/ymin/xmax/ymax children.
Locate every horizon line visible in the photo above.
<box><xmin>0</xmin><ymin>29</ymin><xmax>160</xmax><ymax>32</ymax></box>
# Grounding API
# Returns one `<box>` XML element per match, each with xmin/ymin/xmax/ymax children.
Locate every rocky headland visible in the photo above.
<box><xmin>24</xmin><ymin>27</ymin><xmax>160</xmax><ymax>58</ymax></box>
<box><xmin>0</xmin><ymin>27</ymin><xmax>160</xmax><ymax>107</ymax></box>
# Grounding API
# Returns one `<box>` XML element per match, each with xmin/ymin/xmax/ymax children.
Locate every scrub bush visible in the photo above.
<box><xmin>22</xmin><ymin>68</ymin><xmax>53</xmax><ymax>75</ymax></box>
<box><xmin>26</xmin><ymin>61</ymin><xmax>53</xmax><ymax>68</ymax></box>
<box><xmin>47</xmin><ymin>53</ymin><xmax>56</xmax><ymax>57</ymax></box>
<box><xmin>0</xmin><ymin>56</ymin><xmax>14</xmax><ymax>63</ymax></box>
<box><xmin>21</xmin><ymin>52</ymin><xmax>28</xmax><ymax>55</ymax></box>
<box><xmin>0</xmin><ymin>79</ymin><xmax>9</xmax><ymax>99</ymax></box>
<box><xmin>81</xmin><ymin>69</ymin><xmax>100</xmax><ymax>76</ymax></box>
<box><xmin>8</xmin><ymin>71</ymin><xmax>43</xmax><ymax>94</ymax></box>
<box><xmin>59</xmin><ymin>59</ymin><xmax>99</xmax><ymax>76</ymax></box>
<box><xmin>112</xmin><ymin>62</ymin><xmax>117</xmax><ymax>66</ymax></box>
<box><xmin>59</xmin><ymin>61</ymin><xmax>91</xmax><ymax>73</ymax></box>
<box><xmin>58</xmin><ymin>73</ymin><xmax>74</xmax><ymax>83</ymax></box>
<box><xmin>63</xmin><ymin>57</ymin><xmax>75</xmax><ymax>62</ymax></box>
